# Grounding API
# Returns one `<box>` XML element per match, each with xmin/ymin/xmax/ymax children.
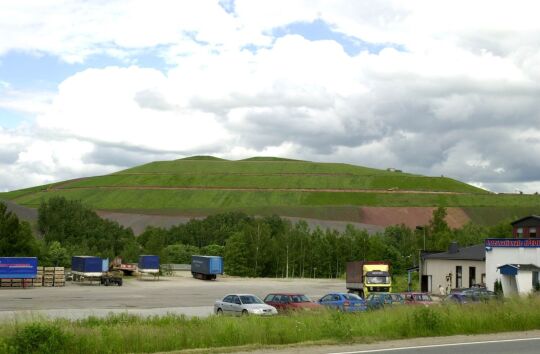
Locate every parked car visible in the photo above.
<box><xmin>318</xmin><ymin>292</ymin><xmax>367</xmax><ymax>312</ymax></box>
<box><xmin>443</xmin><ymin>293</ymin><xmax>470</xmax><ymax>304</ymax></box>
<box><xmin>364</xmin><ymin>293</ymin><xmax>404</xmax><ymax>309</ymax></box>
<box><xmin>402</xmin><ymin>292</ymin><xmax>436</xmax><ymax>306</ymax></box>
<box><xmin>214</xmin><ymin>294</ymin><xmax>278</xmax><ymax>316</ymax></box>
<box><xmin>263</xmin><ymin>293</ymin><xmax>321</xmax><ymax>312</ymax></box>
<box><xmin>450</xmin><ymin>287</ymin><xmax>499</xmax><ymax>302</ymax></box>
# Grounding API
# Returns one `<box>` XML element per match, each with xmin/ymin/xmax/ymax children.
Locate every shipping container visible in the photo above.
<box><xmin>191</xmin><ymin>255</ymin><xmax>223</xmax><ymax>280</ymax></box>
<box><xmin>71</xmin><ymin>256</ymin><xmax>103</xmax><ymax>275</ymax></box>
<box><xmin>0</xmin><ymin>257</ymin><xmax>38</xmax><ymax>279</ymax></box>
<box><xmin>138</xmin><ymin>255</ymin><xmax>160</xmax><ymax>272</ymax></box>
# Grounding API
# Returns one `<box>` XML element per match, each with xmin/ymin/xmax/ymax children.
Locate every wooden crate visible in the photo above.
<box><xmin>44</xmin><ymin>267</ymin><xmax>55</xmax><ymax>271</ymax></box>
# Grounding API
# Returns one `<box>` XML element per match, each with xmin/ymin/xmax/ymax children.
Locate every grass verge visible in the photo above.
<box><xmin>1</xmin><ymin>298</ymin><xmax>539</xmax><ymax>354</ymax></box>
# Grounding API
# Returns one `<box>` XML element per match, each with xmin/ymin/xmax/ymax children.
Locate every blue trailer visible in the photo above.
<box><xmin>191</xmin><ymin>255</ymin><xmax>223</xmax><ymax>280</ymax></box>
<box><xmin>0</xmin><ymin>257</ymin><xmax>38</xmax><ymax>279</ymax></box>
<box><xmin>138</xmin><ymin>255</ymin><xmax>160</xmax><ymax>273</ymax></box>
<box><xmin>71</xmin><ymin>256</ymin><xmax>104</xmax><ymax>282</ymax></box>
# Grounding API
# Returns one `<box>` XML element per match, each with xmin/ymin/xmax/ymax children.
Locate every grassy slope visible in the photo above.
<box><xmin>7</xmin><ymin>157</ymin><xmax>538</xmax><ymax>219</ymax></box>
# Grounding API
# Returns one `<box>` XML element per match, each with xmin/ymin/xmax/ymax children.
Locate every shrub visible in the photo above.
<box><xmin>6</xmin><ymin>322</ymin><xmax>70</xmax><ymax>354</ymax></box>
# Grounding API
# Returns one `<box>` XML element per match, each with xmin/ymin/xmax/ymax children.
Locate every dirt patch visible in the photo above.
<box><xmin>358</xmin><ymin>207</ymin><xmax>470</xmax><ymax>229</ymax></box>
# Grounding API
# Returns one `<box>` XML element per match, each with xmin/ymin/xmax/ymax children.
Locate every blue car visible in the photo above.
<box><xmin>318</xmin><ymin>292</ymin><xmax>367</xmax><ymax>312</ymax></box>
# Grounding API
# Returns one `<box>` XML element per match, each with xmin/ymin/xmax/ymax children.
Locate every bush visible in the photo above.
<box><xmin>6</xmin><ymin>322</ymin><xmax>70</xmax><ymax>354</ymax></box>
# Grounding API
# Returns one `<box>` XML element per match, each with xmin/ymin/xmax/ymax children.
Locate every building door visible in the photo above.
<box><xmin>421</xmin><ymin>275</ymin><xmax>432</xmax><ymax>293</ymax></box>
<box><xmin>456</xmin><ymin>266</ymin><xmax>462</xmax><ymax>288</ymax></box>
<box><xmin>469</xmin><ymin>267</ymin><xmax>476</xmax><ymax>287</ymax></box>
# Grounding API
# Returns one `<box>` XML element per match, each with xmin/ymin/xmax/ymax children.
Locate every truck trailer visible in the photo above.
<box><xmin>191</xmin><ymin>255</ymin><xmax>223</xmax><ymax>280</ymax></box>
<box><xmin>346</xmin><ymin>261</ymin><xmax>392</xmax><ymax>298</ymax></box>
<box><xmin>71</xmin><ymin>256</ymin><xmax>104</xmax><ymax>281</ymax></box>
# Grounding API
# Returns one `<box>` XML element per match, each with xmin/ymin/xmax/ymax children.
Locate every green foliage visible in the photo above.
<box><xmin>0</xmin><ymin>202</ymin><xmax>38</xmax><ymax>256</ymax></box>
<box><xmin>43</xmin><ymin>241</ymin><xmax>70</xmax><ymax>267</ymax></box>
<box><xmin>37</xmin><ymin>197</ymin><xmax>136</xmax><ymax>261</ymax></box>
<box><xmin>6</xmin><ymin>322</ymin><xmax>70</xmax><ymax>354</ymax></box>
<box><xmin>2</xmin><ymin>298</ymin><xmax>540</xmax><ymax>353</ymax></box>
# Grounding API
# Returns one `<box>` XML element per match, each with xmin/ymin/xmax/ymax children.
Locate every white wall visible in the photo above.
<box><xmin>485</xmin><ymin>247</ymin><xmax>540</xmax><ymax>292</ymax></box>
<box><xmin>423</xmin><ymin>259</ymin><xmax>485</xmax><ymax>293</ymax></box>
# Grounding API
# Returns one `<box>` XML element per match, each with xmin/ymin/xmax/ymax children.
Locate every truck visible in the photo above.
<box><xmin>346</xmin><ymin>261</ymin><xmax>392</xmax><ymax>298</ymax></box>
<box><xmin>71</xmin><ymin>256</ymin><xmax>123</xmax><ymax>285</ymax></box>
<box><xmin>71</xmin><ymin>256</ymin><xmax>104</xmax><ymax>282</ymax></box>
<box><xmin>191</xmin><ymin>255</ymin><xmax>223</xmax><ymax>280</ymax></box>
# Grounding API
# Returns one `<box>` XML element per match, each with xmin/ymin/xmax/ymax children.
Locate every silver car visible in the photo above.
<box><xmin>214</xmin><ymin>294</ymin><xmax>278</xmax><ymax>316</ymax></box>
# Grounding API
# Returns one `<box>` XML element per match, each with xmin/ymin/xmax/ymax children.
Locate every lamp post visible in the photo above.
<box><xmin>416</xmin><ymin>226</ymin><xmax>426</xmax><ymax>250</ymax></box>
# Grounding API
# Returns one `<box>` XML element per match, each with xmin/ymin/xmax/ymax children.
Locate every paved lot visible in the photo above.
<box><xmin>0</xmin><ymin>276</ymin><xmax>344</xmax><ymax>321</ymax></box>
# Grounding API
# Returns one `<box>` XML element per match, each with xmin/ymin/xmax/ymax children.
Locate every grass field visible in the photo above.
<box><xmin>3</xmin><ymin>157</ymin><xmax>538</xmax><ymax>223</ymax></box>
<box><xmin>2</xmin><ymin>298</ymin><xmax>539</xmax><ymax>354</ymax></box>
<box><xmin>6</xmin><ymin>188</ymin><xmax>539</xmax><ymax>211</ymax></box>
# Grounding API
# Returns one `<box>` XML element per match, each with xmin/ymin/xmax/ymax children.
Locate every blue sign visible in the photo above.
<box><xmin>485</xmin><ymin>238</ymin><xmax>540</xmax><ymax>248</ymax></box>
<box><xmin>0</xmin><ymin>257</ymin><xmax>38</xmax><ymax>279</ymax></box>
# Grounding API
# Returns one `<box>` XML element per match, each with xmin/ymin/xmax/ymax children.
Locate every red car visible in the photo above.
<box><xmin>401</xmin><ymin>292</ymin><xmax>436</xmax><ymax>306</ymax></box>
<box><xmin>264</xmin><ymin>293</ymin><xmax>322</xmax><ymax>312</ymax></box>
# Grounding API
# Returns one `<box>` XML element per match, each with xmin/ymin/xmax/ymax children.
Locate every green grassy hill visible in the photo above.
<box><xmin>1</xmin><ymin>157</ymin><xmax>539</xmax><ymax>225</ymax></box>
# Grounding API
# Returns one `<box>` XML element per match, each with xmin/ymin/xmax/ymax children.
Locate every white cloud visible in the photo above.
<box><xmin>2</xmin><ymin>1</ymin><xmax>540</xmax><ymax>193</ymax></box>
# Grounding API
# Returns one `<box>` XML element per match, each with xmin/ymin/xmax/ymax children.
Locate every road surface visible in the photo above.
<box><xmin>245</xmin><ymin>331</ymin><xmax>540</xmax><ymax>354</ymax></box>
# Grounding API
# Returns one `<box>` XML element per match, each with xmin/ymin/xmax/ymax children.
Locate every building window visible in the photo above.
<box><xmin>456</xmin><ymin>266</ymin><xmax>462</xmax><ymax>288</ymax></box>
<box><xmin>533</xmin><ymin>271</ymin><xmax>540</xmax><ymax>291</ymax></box>
<box><xmin>517</xmin><ymin>227</ymin><xmax>524</xmax><ymax>237</ymax></box>
<box><xmin>531</xmin><ymin>228</ymin><xmax>537</xmax><ymax>238</ymax></box>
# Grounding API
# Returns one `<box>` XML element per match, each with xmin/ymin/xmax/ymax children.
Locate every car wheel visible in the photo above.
<box><xmin>217</xmin><ymin>308</ymin><xmax>223</xmax><ymax>315</ymax></box>
<box><xmin>242</xmin><ymin>310</ymin><xmax>249</xmax><ymax>316</ymax></box>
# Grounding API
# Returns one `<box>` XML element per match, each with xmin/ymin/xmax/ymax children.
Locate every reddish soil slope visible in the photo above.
<box><xmin>358</xmin><ymin>207</ymin><xmax>470</xmax><ymax>229</ymax></box>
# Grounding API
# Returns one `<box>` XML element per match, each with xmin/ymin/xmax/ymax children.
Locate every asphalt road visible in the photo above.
<box><xmin>246</xmin><ymin>331</ymin><xmax>540</xmax><ymax>354</ymax></box>
<box><xmin>0</xmin><ymin>275</ymin><xmax>344</xmax><ymax>321</ymax></box>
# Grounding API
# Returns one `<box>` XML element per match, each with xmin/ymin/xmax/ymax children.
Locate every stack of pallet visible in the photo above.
<box><xmin>43</xmin><ymin>267</ymin><xmax>54</xmax><ymax>287</ymax></box>
<box><xmin>34</xmin><ymin>266</ymin><xmax>43</xmax><ymax>287</ymax></box>
<box><xmin>53</xmin><ymin>267</ymin><xmax>65</xmax><ymax>287</ymax></box>
<box><xmin>0</xmin><ymin>278</ymin><xmax>33</xmax><ymax>288</ymax></box>
<box><xmin>42</xmin><ymin>267</ymin><xmax>65</xmax><ymax>287</ymax></box>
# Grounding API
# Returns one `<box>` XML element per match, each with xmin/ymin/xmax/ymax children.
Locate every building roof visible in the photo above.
<box><xmin>423</xmin><ymin>243</ymin><xmax>485</xmax><ymax>261</ymax></box>
<box><xmin>497</xmin><ymin>263</ymin><xmax>540</xmax><ymax>276</ymax></box>
<box><xmin>511</xmin><ymin>215</ymin><xmax>540</xmax><ymax>225</ymax></box>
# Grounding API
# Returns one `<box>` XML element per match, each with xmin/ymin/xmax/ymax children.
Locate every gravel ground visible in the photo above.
<box><xmin>0</xmin><ymin>276</ymin><xmax>345</xmax><ymax>321</ymax></box>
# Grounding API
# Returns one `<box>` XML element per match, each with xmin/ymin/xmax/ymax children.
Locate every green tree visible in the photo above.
<box><xmin>45</xmin><ymin>241</ymin><xmax>69</xmax><ymax>267</ymax></box>
<box><xmin>0</xmin><ymin>202</ymin><xmax>38</xmax><ymax>256</ymax></box>
<box><xmin>224</xmin><ymin>232</ymin><xmax>251</xmax><ymax>276</ymax></box>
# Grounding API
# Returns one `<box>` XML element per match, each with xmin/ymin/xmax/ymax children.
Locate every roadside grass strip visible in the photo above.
<box><xmin>1</xmin><ymin>298</ymin><xmax>539</xmax><ymax>354</ymax></box>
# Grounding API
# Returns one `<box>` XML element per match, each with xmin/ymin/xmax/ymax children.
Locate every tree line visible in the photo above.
<box><xmin>1</xmin><ymin>197</ymin><xmax>512</xmax><ymax>276</ymax></box>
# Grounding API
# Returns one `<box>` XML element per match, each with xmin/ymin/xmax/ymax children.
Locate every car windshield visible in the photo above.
<box><xmin>366</xmin><ymin>276</ymin><xmax>389</xmax><ymax>284</ymax></box>
<box><xmin>291</xmin><ymin>295</ymin><xmax>311</xmax><ymax>303</ymax></box>
<box><xmin>343</xmin><ymin>294</ymin><xmax>362</xmax><ymax>301</ymax></box>
<box><xmin>390</xmin><ymin>294</ymin><xmax>402</xmax><ymax>301</ymax></box>
<box><xmin>240</xmin><ymin>295</ymin><xmax>263</xmax><ymax>304</ymax></box>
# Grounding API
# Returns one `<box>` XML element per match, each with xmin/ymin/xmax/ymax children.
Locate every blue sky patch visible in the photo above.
<box><xmin>0</xmin><ymin>109</ymin><xmax>31</xmax><ymax>129</ymax></box>
<box><xmin>272</xmin><ymin>19</ymin><xmax>404</xmax><ymax>56</ymax></box>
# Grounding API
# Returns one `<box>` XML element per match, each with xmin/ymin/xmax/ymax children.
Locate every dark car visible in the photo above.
<box><xmin>365</xmin><ymin>293</ymin><xmax>403</xmax><ymax>309</ymax></box>
<box><xmin>450</xmin><ymin>287</ymin><xmax>498</xmax><ymax>302</ymax></box>
<box><xmin>402</xmin><ymin>292</ymin><xmax>436</xmax><ymax>306</ymax></box>
<box><xmin>264</xmin><ymin>293</ymin><xmax>321</xmax><ymax>312</ymax></box>
<box><xmin>443</xmin><ymin>293</ymin><xmax>469</xmax><ymax>304</ymax></box>
<box><xmin>318</xmin><ymin>292</ymin><xmax>367</xmax><ymax>312</ymax></box>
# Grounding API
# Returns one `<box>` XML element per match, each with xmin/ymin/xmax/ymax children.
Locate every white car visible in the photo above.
<box><xmin>214</xmin><ymin>294</ymin><xmax>278</xmax><ymax>316</ymax></box>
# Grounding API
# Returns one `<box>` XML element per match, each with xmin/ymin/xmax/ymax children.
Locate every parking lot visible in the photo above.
<box><xmin>0</xmin><ymin>276</ymin><xmax>345</xmax><ymax>321</ymax></box>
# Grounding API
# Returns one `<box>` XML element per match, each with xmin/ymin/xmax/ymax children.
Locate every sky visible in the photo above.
<box><xmin>1</xmin><ymin>0</ymin><xmax>540</xmax><ymax>193</ymax></box>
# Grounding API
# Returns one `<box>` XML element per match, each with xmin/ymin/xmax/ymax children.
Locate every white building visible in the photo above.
<box><xmin>485</xmin><ymin>238</ymin><xmax>540</xmax><ymax>295</ymax></box>
<box><xmin>421</xmin><ymin>243</ymin><xmax>485</xmax><ymax>294</ymax></box>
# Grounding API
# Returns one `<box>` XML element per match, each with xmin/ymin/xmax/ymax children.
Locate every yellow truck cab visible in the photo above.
<box><xmin>346</xmin><ymin>261</ymin><xmax>392</xmax><ymax>298</ymax></box>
